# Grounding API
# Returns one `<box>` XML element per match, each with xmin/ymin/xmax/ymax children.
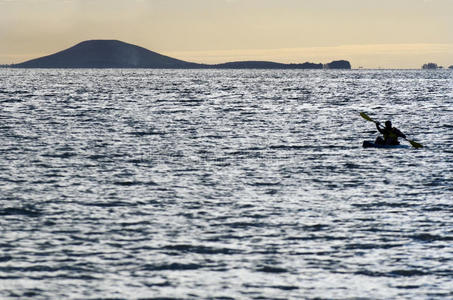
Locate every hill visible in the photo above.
<box><xmin>13</xmin><ymin>40</ymin><xmax>202</xmax><ymax>68</ymax></box>
<box><xmin>212</xmin><ymin>61</ymin><xmax>323</xmax><ymax>69</ymax></box>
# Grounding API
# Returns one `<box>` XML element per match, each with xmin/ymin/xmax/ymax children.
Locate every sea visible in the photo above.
<box><xmin>0</xmin><ymin>68</ymin><xmax>452</xmax><ymax>299</ymax></box>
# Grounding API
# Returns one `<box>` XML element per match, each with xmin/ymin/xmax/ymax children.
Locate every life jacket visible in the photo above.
<box><xmin>382</xmin><ymin>128</ymin><xmax>402</xmax><ymax>145</ymax></box>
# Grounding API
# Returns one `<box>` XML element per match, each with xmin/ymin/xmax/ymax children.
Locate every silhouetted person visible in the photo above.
<box><xmin>375</xmin><ymin>121</ymin><xmax>406</xmax><ymax>145</ymax></box>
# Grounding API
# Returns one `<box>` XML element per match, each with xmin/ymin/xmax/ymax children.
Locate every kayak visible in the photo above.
<box><xmin>362</xmin><ymin>141</ymin><xmax>411</xmax><ymax>149</ymax></box>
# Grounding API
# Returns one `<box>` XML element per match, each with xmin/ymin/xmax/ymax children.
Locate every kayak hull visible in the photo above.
<box><xmin>362</xmin><ymin>141</ymin><xmax>410</xmax><ymax>149</ymax></box>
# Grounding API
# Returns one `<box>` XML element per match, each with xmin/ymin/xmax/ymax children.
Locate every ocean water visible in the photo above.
<box><xmin>0</xmin><ymin>69</ymin><xmax>452</xmax><ymax>299</ymax></box>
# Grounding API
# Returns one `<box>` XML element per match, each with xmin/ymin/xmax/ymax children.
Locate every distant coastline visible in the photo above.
<box><xmin>6</xmin><ymin>40</ymin><xmax>351</xmax><ymax>70</ymax></box>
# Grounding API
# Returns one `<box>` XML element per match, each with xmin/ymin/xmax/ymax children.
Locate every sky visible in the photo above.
<box><xmin>1</xmin><ymin>0</ymin><xmax>452</xmax><ymax>68</ymax></box>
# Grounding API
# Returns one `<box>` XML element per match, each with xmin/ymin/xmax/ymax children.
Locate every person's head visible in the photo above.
<box><xmin>385</xmin><ymin>121</ymin><xmax>392</xmax><ymax>128</ymax></box>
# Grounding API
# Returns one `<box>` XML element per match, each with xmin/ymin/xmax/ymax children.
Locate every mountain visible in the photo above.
<box><xmin>12</xmin><ymin>40</ymin><xmax>351</xmax><ymax>69</ymax></box>
<box><xmin>13</xmin><ymin>40</ymin><xmax>202</xmax><ymax>68</ymax></box>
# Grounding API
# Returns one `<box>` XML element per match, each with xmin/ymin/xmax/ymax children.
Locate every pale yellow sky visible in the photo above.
<box><xmin>1</xmin><ymin>0</ymin><xmax>452</xmax><ymax>68</ymax></box>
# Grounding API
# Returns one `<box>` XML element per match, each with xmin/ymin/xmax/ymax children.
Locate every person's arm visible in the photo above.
<box><xmin>376</xmin><ymin>122</ymin><xmax>384</xmax><ymax>134</ymax></box>
<box><xmin>395</xmin><ymin>128</ymin><xmax>406</xmax><ymax>138</ymax></box>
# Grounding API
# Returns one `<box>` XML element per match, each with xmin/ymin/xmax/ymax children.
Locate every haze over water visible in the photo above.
<box><xmin>1</xmin><ymin>69</ymin><xmax>452</xmax><ymax>299</ymax></box>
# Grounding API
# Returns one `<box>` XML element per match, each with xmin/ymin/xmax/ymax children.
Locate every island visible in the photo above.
<box><xmin>211</xmin><ymin>61</ymin><xmax>323</xmax><ymax>69</ymax></box>
<box><xmin>324</xmin><ymin>60</ymin><xmax>351</xmax><ymax>69</ymax></box>
<box><xmin>449</xmin><ymin>65</ymin><xmax>453</xmax><ymax>69</ymax></box>
<box><xmin>10</xmin><ymin>40</ymin><xmax>351</xmax><ymax>69</ymax></box>
<box><xmin>422</xmin><ymin>63</ymin><xmax>442</xmax><ymax>69</ymax></box>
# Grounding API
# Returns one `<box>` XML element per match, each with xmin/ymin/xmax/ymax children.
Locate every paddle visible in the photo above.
<box><xmin>360</xmin><ymin>112</ymin><xmax>423</xmax><ymax>149</ymax></box>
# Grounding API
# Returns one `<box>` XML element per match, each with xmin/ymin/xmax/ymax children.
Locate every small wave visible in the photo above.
<box><xmin>181</xmin><ymin>98</ymin><xmax>205</xmax><ymax>104</ymax></box>
<box><xmin>14</xmin><ymin>289</ymin><xmax>44</xmax><ymax>299</ymax></box>
<box><xmin>356</xmin><ymin>269</ymin><xmax>427</xmax><ymax>277</ymax></box>
<box><xmin>352</xmin><ymin>201</ymin><xmax>416</xmax><ymax>209</ymax></box>
<box><xmin>0</xmin><ymin>256</ymin><xmax>12</xmax><ymax>262</ymax></box>
<box><xmin>202</xmin><ymin>134</ymin><xmax>224</xmax><ymax>139</ymax></box>
<box><xmin>50</xmin><ymin>274</ymin><xmax>100</xmax><ymax>281</ymax></box>
<box><xmin>344</xmin><ymin>162</ymin><xmax>361</xmax><ymax>169</ymax></box>
<box><xmin>249</xmin><ymin>182</ymin><xmax>281</xmax><ymax>187</ymax></box>
<box><xmin>113</xmin><ymin>180</ymin><xmax>158</xmax><ymax>187</ymax></box>
<box><xmin>269</xmin><ymin>145</ymin><xmax>309</xmax><ymax>150</ymax></box>
<box><xmin>161</xmin><ymin>244</ymin><xmax>242</xmax><ymax>255</ymax></box>
<box><xmin>141</xmin><ymin>263</ymin><xmax>202</xmax><ymax>271</ymax></box>
<box><xmin>270</xmin><ymin>285</ymin><xmax>299</xmax><ymax>291</ymax></box>
<box><xmin>264</xmin><ymin>189</ymin><xmax>278</xmax><ymax>195</ymax></box>
<box><xmin>390</xmin><ymin>269</ymin><xmax>428</xmax><ymax>277</ymax></box>
<box><xmin>345</xmin><ymin>243</ymin><xmax>401</xmax><ymax>250</ymax></box>
<box><xmin>0</xmin><ymin>264</ymin><xmax>95</xmax><ymax>274</ymax></box>
<box><xmin>243</xmin><ymin>283</ymin><xmax>298</xmax><ymax>290</ymax></box>
<box><xmin>224</xmin><ymin>221</ymin><xmax>267</xmax><ymax>229</ymax></box>
<box><xmin>83</xmin><ymin>201</ymin><xmax>131</xmax><ymax>207</ymax></box>
<box><xmin>393</xmin><ymin>284</ymin><xmax>421</xmax><ymax>290</ymax></box>
<box><xmin>41</xmin><ymin>152</ymin><xmax>77</xmax><ymax>159</ymax></box>
<box><xmin>286</xmin><ymin>236</ymin><xmax>320</xmax><ymax>241</ymax></box>
<box><xmin>87</xmin><ymin>154</ymin><xmax>110</xmax><ymax>161</ymax></box>
<box><xmin>256</xmin><ymin>265</ymin><xmax>288</xmax><ymax>273</ymax></box>
<box><xmin>423</xmin><ymin>204</ymin><xmax>453</xmax><ymax>212</ymax></box>
<box><xmin>143</xmin><ymin>281</ymin><xmax>173</xmax><ymax>288</ymax></box>
<box><xmin>0</xmin><ymin>177</ymin><xmax>27</xmax><ymax>184</ymax></box>
<box><xmin>1</xmin><ymin>99</ymin><xmax>23</xmax><ymax>103</ymax></box>
<box><xmin>228</xmin><ymin>150</ymin><xmax>263</xmax><ymax>157</ymax></box>
<box><xmin>410</xmin><ymin>233</ymin><xmax>453</xmax><ymax>242</ymax></box>
<box><xmin>31</xmin><ymin>179</ymin><xmax>58</xmax><ymax>184</ymax></box>
<box><xmin>128</xmin><ymin>131</ymin><xmax>165</xmax><ymax>136</ymax></box>
<box><xmin>0</xmin><ymin>206</ymin><xmax>41</xmax><ymax>217</ymax></box>
<box><xmin>245</xmin><ymin>146</ymin><xmax>266</xmax><ymax>151</ymax></box>
<box><xmin>127</xmin><ymin>158</ymin><xmax>154</xmax><ymax>164</ymax></box>
<box><xmin>302</xmin><ymin>224</ymin><xmax>329</xmax><ymax>231</ymax></box>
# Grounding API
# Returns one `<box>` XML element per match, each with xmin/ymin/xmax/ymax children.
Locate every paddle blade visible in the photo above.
<box><xmin>408</xmin><ymin>139</ymin><xmax>423</xmax><ymax>149</ymax></box>
<box><xmin>360</xmin><ymin>112</ymin><xmax>375</xmax><ymax>123</ymax></box>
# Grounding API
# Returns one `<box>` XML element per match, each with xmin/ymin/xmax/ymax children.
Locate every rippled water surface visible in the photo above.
<box><xmin>1</xmin><ymin>69</ymin><xmax>453</xmax><ymax>299</ymax></box>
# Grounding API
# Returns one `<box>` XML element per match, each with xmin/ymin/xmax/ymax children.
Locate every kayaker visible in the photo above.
<box><xmin>375</xmin><ymin>120</ymin><xmax>406</xmax><ymax>145</ymax></box>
